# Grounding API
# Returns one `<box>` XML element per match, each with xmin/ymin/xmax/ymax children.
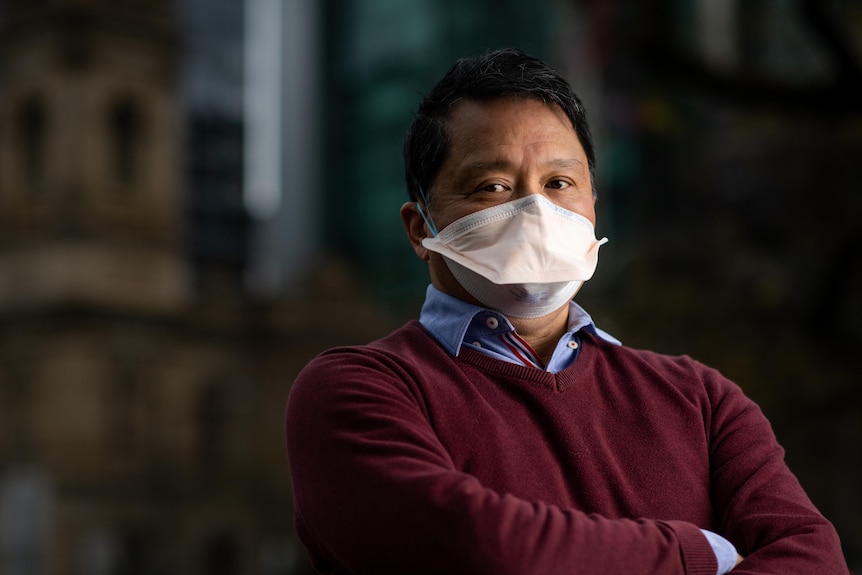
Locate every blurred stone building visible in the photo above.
<box><xmin>0</xmin><ymin>1</ymin><xmax>392</xmax><ymax>573</ymax></box>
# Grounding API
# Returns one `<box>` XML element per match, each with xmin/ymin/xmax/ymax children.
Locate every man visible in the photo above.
<box><xmin>286</xmin><ymin>48</ymin><xmax>849</xmax><ymax>574</ymax></box>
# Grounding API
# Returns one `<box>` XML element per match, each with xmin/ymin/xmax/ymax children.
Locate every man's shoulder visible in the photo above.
<box><xmin>294</xmin><ymin>321</ymin><xmax>449</xmax><ymax>381</ymax></box>
<box><xmin>287</xmin><ymin>321</ymin><xmax>458</xmax><ymax>416</ymax></box>
<box><xmin>366</xmin><ymin>319</ymin><xmax>440</xmax><ymax>353</ymax></box>
<box><xmin>591</xmin><ymin>336</ymin><xmax>728</xmax><ymax>393</ymax></box>
<box><xmin>326</xmin><ymin>320</ymin><xmax>445</xmax><ymax>363</ymax></box>
<box><xmin>605</xmin><ymin>342</ymin><xmax>701</xmax><ymax>369</ymax></box>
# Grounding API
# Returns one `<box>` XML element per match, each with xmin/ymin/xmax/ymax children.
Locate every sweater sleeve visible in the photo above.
<box><xmin>285</xmin><ymin>348</ymin><xmax>717</xmax><ymax>575</ymax></box>
<box><xmin>703</xmin><ymin>364</ymin><xmax>850</xmax><ymax>574</ymax></box>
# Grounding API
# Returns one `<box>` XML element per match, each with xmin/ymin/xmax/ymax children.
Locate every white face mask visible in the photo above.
<box><xmin>421</xmin><ymin>194</ymin><xmax>608</xmax><ymax>318</ymax></box>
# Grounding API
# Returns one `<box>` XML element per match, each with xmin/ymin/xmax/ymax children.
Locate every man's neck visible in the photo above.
<box><xmin>428</xmin><ymin>276</ymin><xmax>572</xmax><ymax>365</ymax></box>
<box><xmin>508</xmin><ymin>305</ymin><xmax>570</xmax><ymax>366</ymax></box>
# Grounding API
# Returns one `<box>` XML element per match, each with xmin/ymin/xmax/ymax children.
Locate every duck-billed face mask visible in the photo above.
<box><xmin>420</xmin><ymin>194</ymin><xmax>608</xmax><ymax>318</ymax></box>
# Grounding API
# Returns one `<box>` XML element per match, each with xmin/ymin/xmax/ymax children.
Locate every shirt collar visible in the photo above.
<box><xmin>418</xmin><ymin>284</ymin><xmax>620</xmax><ymax>357</ymax></box>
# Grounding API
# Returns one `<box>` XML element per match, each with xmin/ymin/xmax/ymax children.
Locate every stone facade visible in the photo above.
<box><xmin>0</xmin><ymin>2</ymin><xmax>393</xmax><ymax>573</ymax></box>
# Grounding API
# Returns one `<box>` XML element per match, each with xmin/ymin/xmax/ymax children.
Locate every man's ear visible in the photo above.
<box><xmin>400</xmin><ymin>201</ymin><xmax>431</xmax><ymax>261</ymax></box>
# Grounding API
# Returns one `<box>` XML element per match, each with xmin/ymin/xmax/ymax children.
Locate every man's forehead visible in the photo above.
<box><xmin>444</xmin><ymin>99</ymin><xmax>581</xmax><ymax>151</ymax></box>
<box><xmin>445</xmin><ymin>97</ymin><xmax>575</xmax><ymax>139</ymax></box>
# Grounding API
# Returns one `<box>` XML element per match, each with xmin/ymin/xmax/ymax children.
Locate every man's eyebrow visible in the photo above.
<box><xmin>547</xmin><ymin>158</ymin><xmax>585</xmax><ymax>169</ymax></box>
<box><xmin>461</xmin><ymin>160</ymin><xmax>513</xmax><ymax>174</ymax></box>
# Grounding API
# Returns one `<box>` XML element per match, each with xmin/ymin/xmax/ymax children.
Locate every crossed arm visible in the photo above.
<box><xmin>285</xmin><ymin>349</ymin><xmax>848</xmax><ymax>575</ymax></box>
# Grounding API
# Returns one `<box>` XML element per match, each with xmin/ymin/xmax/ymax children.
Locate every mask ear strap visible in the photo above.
<box><xmin>416</xmin><ymin>186</ymin><xmax>439</xmax><ymax>237</ymax></box>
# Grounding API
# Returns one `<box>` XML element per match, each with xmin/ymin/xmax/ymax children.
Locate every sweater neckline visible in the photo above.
<box><xmin>458</xmin><ymin>347</ymin><xmax>583</xmax><ymax>392</ymax></box>
<box><xmin>409</xmin><ymin>321</ymin><xmax>587</xmax><ymax>392</ymax></box>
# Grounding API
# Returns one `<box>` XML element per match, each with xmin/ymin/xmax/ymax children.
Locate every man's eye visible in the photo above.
<box><xmin>479</xmin><ymin>183</ymin><xmax>507</xmax><ymax>193</ymax></box>
<box><xmin>546</xmin><ymin>179</ymin><xmax>571</xmax><ymax>190</ymax></box>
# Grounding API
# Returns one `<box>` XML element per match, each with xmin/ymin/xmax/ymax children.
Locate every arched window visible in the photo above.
<box><xmin>103</xmin><ymin>368</ymin><xmax>142</xmax><ymax>455</ymax></box>
<box><xmin>16</xmin><ymin>96</ymin><xmax>47</xmax><ymax>194</ymax></box>
<box><xmin>108</xmin><ymin>97</ymin><xmax>141</xmax><ymax>187</ymax></box>
<box><xmin>0</xmin><ymin>360</ymin><xmax>33</xmax><ymax>454</ymax></box>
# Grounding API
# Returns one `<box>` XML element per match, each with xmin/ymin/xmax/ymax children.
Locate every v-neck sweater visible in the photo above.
<box><xmin>286</xmin><ymin>320</ymin><xmax>848</xmax><ymax>575</ymax></box>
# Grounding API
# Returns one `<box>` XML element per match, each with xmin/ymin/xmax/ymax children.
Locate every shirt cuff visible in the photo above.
<box><xmin>700</xmin><ymin>529</ymin><xmax>739</xmax><ymax>575</ymax></box>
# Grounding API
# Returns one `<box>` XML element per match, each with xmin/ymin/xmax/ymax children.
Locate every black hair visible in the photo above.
<box><xmin>403</xmin><ymin>47</ymin><xmax>596</xmax><ymax>204</ymax></box>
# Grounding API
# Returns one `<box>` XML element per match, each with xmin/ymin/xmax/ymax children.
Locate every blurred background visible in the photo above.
<box><xmin>0</xmin><ymin>0</ymin><xmax>860</xmax><ymax>573</ymax></box>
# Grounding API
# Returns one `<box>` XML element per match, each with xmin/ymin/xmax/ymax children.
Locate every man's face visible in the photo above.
<box><xmin>401</xmin><ymin>96</ymin><xmax>596</xmax><ymax>301</ymax></box>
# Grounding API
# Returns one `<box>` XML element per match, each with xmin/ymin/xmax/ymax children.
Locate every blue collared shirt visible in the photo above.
<box><xmin>419</xmin><ymin>284</ymin><xmax>620</xmax><ymax>373</ymax></box>
<box><xmin>417</xmin><ymin>283</ymin><xmax>739</xmax><ymax>574</ymax></box>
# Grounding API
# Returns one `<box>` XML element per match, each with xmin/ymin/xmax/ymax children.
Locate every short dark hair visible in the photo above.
<box><xmin>403</xmin><ymin>47</ymin><xmax>596</xmax><ymax>204</ymax></box>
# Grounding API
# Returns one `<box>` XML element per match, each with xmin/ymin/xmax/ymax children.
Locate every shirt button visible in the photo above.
<box><xmin>568</xmin><ymin>340</ymin><xmax>579</xmax><ymax>350</ymax></box>
<box><xmin>472</xmin><ymin>341</ymin><xmax>482</xmax><ymax>348</ymax></box>
<box><xmin>486</xmin><ymin>317</ymin><xmax>499</xmax><ymax>329</ymax></box>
